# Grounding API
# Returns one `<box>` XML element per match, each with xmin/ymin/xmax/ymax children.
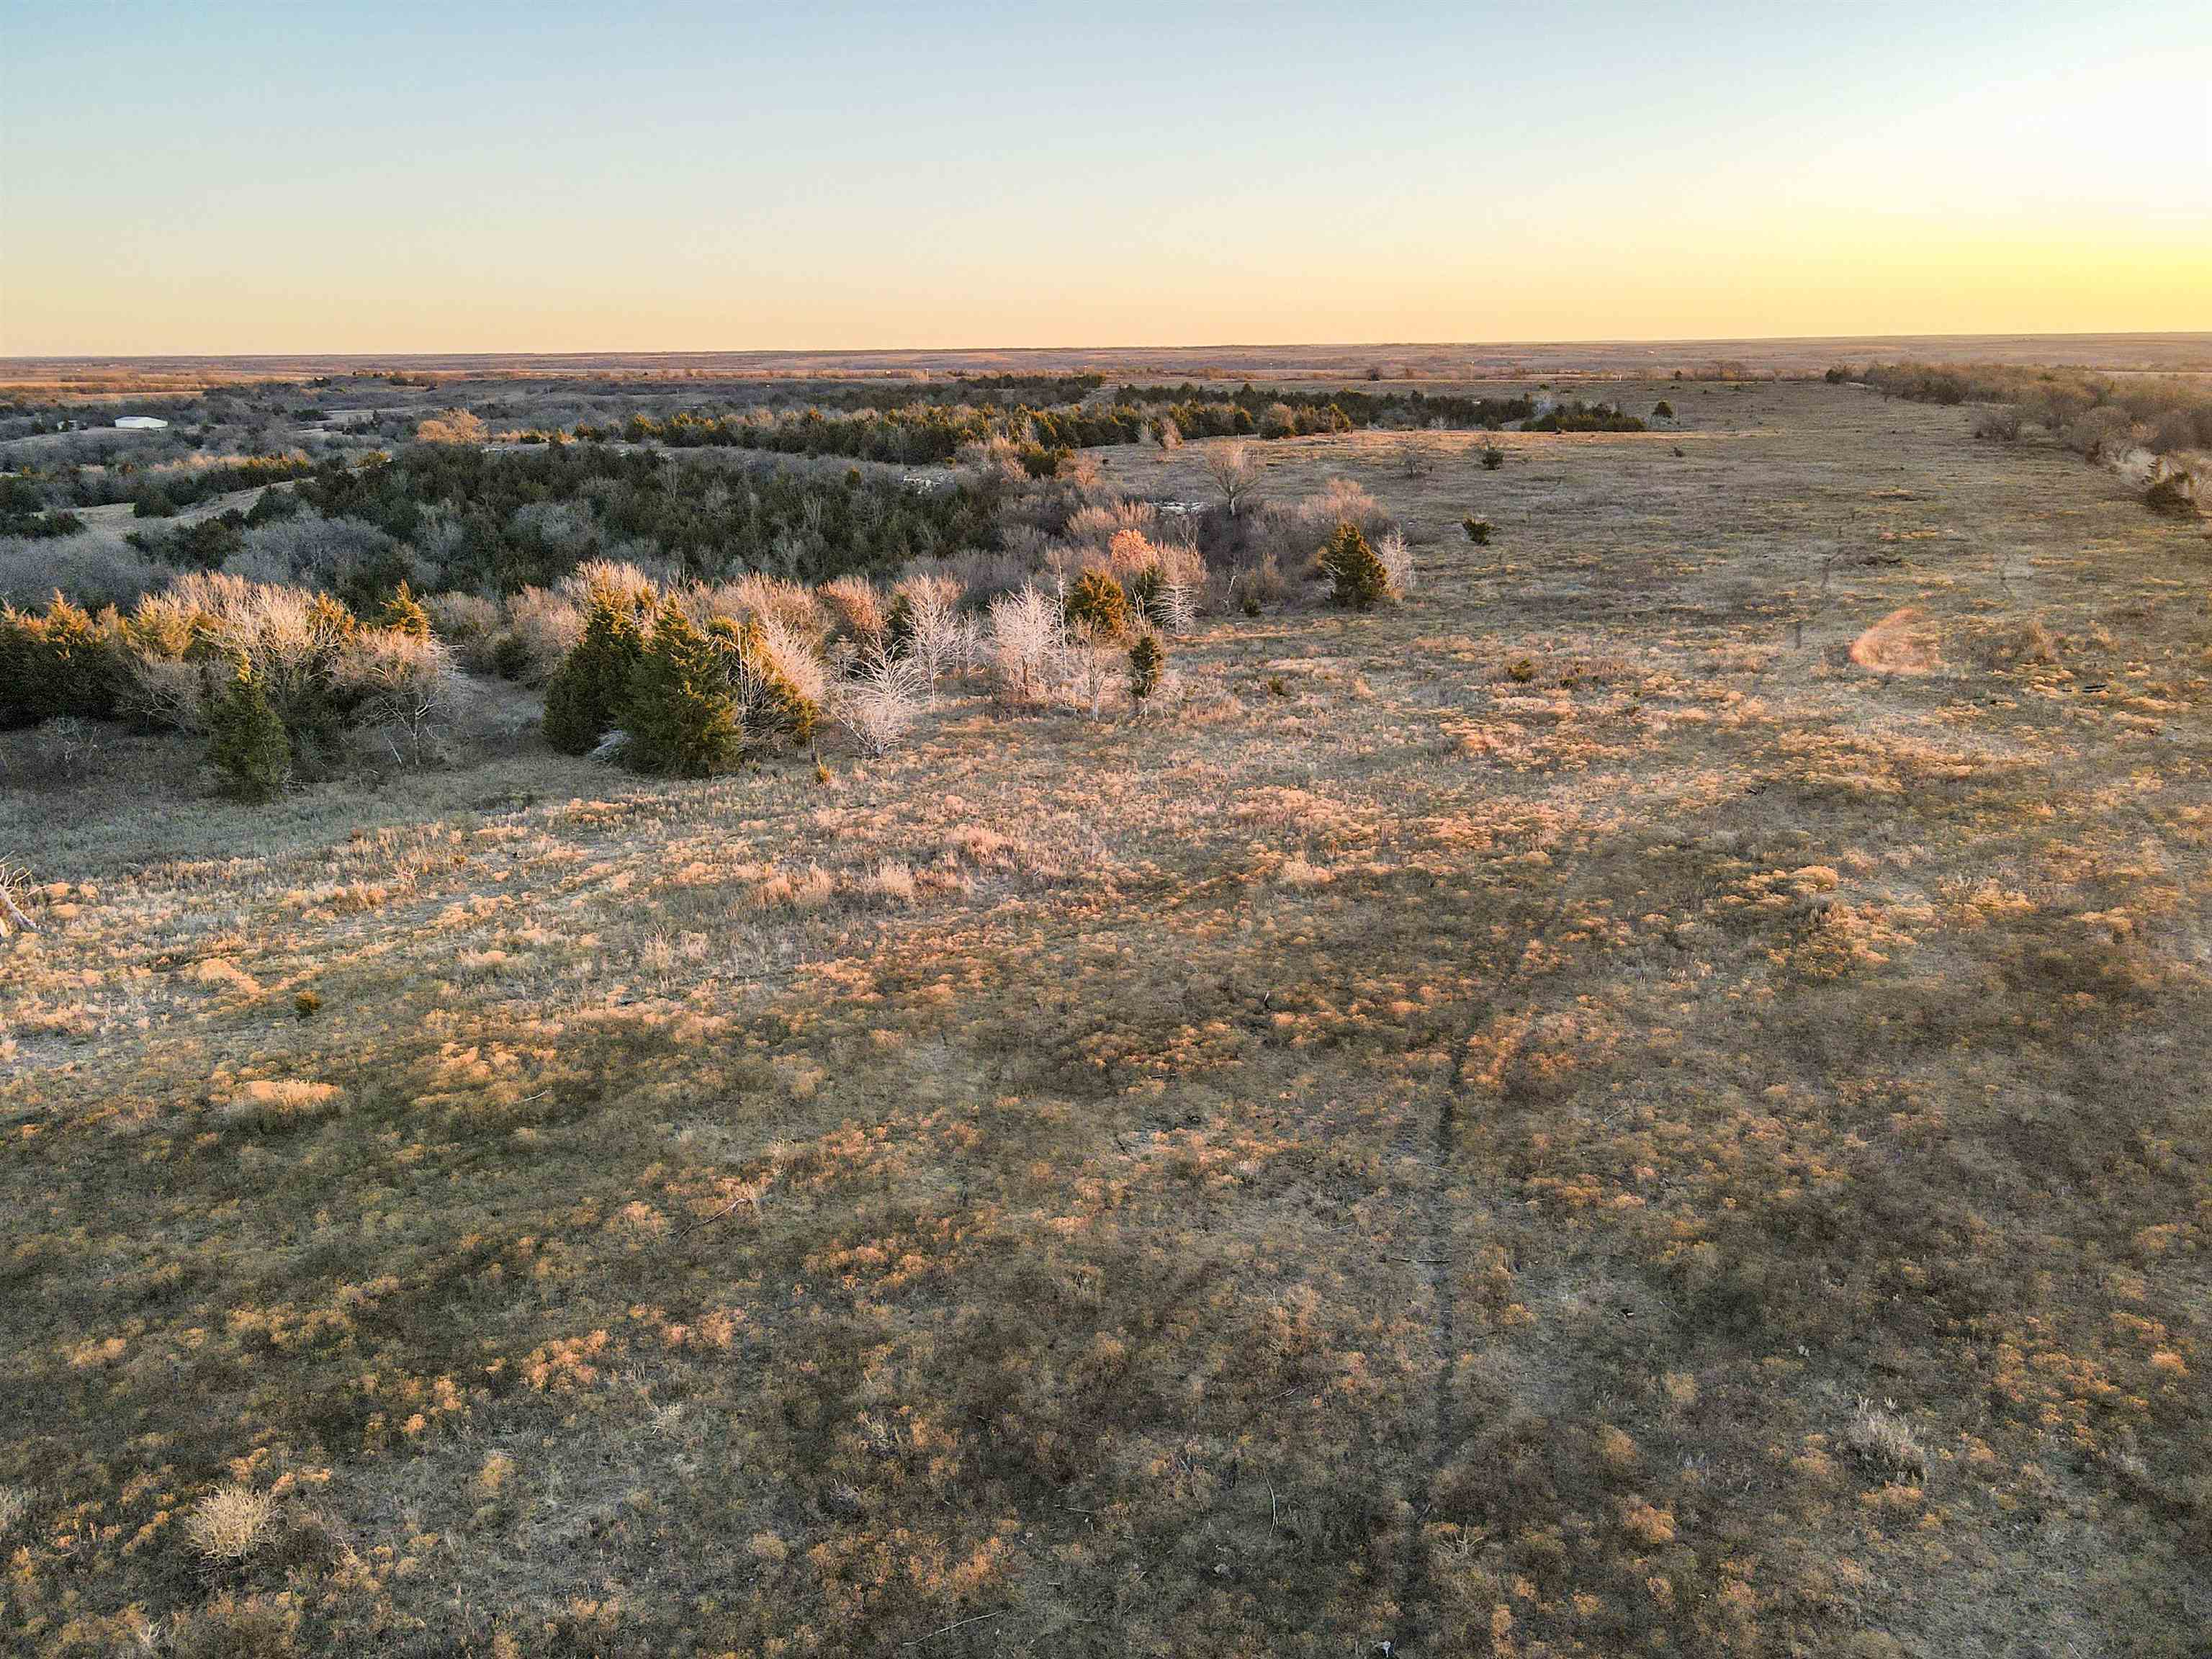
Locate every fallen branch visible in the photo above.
<box><xmin>902</xmin><ymin>1609</ymin><xmax>1004</xmax><ymax>1647</ymax></box>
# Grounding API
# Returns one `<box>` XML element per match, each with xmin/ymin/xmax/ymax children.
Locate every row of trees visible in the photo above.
<box><xmin>570</xmin><ymin>384</ymin><xmax>1572</xmax><ymax>468</ymax></box>
<box><xmin>298</xmin><ymin>444</ymin><xmax>1006</xmax><ymax>594</ymax></box>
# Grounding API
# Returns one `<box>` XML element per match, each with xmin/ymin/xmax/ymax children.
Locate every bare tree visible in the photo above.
<box><xmin>1200</xmin><ymin>440</ymin><xmax>1259</xmax><ymax>516</ymax></box>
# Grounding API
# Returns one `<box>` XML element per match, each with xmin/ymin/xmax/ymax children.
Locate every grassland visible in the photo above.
<box><xmin>4</xmin><ymin>382</ymin><xmax>2208</xmax><ymax>1656</ymax></box>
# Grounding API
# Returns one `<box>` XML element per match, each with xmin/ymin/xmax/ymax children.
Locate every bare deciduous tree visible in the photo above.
<box><xmin>1200</xmin><ymin>440</ymin><xmax>1259</xmax><ymax>516</ymax></box>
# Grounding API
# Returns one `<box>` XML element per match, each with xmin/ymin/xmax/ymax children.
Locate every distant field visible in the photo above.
<box><xmin>6</xmin><ymin>333</ymin><xmax>2211</xmax><ymax>396</ymax></box>
<box><xmin>3</xmin><ymin>383</ymin><xmax>2208</xmax><ymax>1655</ymax></box>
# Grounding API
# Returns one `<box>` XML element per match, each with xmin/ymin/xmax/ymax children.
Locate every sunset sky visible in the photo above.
<box><xmin>4</xmin><ymin>0</ymin><xmax>2207</xmax><ymax>354</ymax></box>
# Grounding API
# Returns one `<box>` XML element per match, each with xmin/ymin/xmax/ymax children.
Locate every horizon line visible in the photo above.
<box><xmin>7</xmin><ymin>328</ymin><xmax>2212</xmax><ymax>368</ymax></box>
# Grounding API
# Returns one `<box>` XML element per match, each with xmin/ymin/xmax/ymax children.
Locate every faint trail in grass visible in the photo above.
<box><xmin>1388</xmin><ymin>852</ymin><xmax>1585</xmax><ymax>1659</ymax></box>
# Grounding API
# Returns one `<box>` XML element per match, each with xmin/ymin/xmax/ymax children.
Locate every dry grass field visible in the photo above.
<box><xmin>4</xmin><ymin>382</ymin><xmax>2208</xmax><ymax>1655</ymax></box>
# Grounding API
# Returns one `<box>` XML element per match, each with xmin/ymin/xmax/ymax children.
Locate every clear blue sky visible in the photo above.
<box><xmin>3</xmin><ymin>0</ymin><xmax>2206</xmax><ymax>352</ymax></box>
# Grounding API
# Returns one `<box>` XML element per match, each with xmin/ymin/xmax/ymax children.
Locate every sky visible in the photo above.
<box><xmin>2</xmin><ymin>0</ymin><xmax>2207</xmax><ymax>354</ymax></box>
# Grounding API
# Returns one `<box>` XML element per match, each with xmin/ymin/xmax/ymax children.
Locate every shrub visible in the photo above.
<box><xmin>1479</xmin><ymin>445</ymin><xmax>1505</xmax><ymax>470</ymax></box>
<box><xmin>2145</xmin><ymin>469</ymin><xmax>2197</xmax><ymax>516</ymax></box>
<box><xmin>891</xmin><ymin>572</ymin><xmax>963</xmax><ymax>686</ymax></box>
<box><xmin>1462</xmin><ymin>516</ymin><xmax>1494</xmax><ymax>547</ymax></box>
<box><xmin>734</xmin><ymin>616</ymin><xmax>824</xmax><ymax>747</ymax></box>
<box><xmin>1375</xmin><ymin>531</ymin><xmax>1414</xmax><ymax>595</ymax></box>
<box><xmin>989</xmin><ymin>585</ymin><xmax>1066</xmax><ymax>703</ymax></box>
<box><xmin>1064</xmin><ymin>567</ymin><xmax>1130</xmax><ymax>639</ymax></box>
<box><xmin>623</xmin><ymin>608</ymin><xmax>744</xmax><ymax>777</ymax></box>
<box><xmin>1973</xmin><ymin>407</ymin><xmax>2023</xmax><ymax>443</ymax></box>
<box><xmin>184</xmin><ymin>1484</ymin><xmax>279</xmax><ymax>1565</ymax></box>
<box><xmin>0</xmin><ymin>595</ymin><xmax>123</xmax><ymax>727</ymax></box>
<box><xmin>381</xmin><ymin>581</ymin><xmax>433</xmax><ymax>638</ymax></box>
<box><xmin>1652</xmin><ymin>400</ymin><xmax>1674</xmax><ymax>420</ymax></box>
<box><xmin>0</xmin><ymin>530</ymin><xmax>163</xmax><ymax>610</ymax></box>
<box><xmin>244</xmin><ymin>485</ymin><xmax>303</xmax><ymax>526</ymax></box>
<box><xmin>1321</xmin><ymin>521</ymin><xmax>1391</xmax><ymax>609</ymax></box>
<box><xmin>414</xmin><ymin>408</ymin><xmax>487</xmax><ymax>446</ymax></box>
<box><xmin>544</xmin><ymin>589</ymin><xmax>648</xmax><ymax>755</ymax></box>
<box><xmin>1200</xmin><ymin>441</ymin><xmax>1260</xmax><ymax>516</ymax></box>
<box><xmin>174</xmin><ymin>577</ymin><xmax>358</xmax><ymax>758</ymax></box>
<box><xmin>820</xmin><ymin>575</ymin><xmax>887</xmax><ymax>644</ymax></box>
<box><xmin>504</xmin><ymin>585</ymin><xmax>582</xmax><ymax>683</ymax></box>
<box><xmin>207</xmin><ymin>657</ymin><xmax>291</xmax><ymax>801</ymax></box>
<box><xmin>332</xmin><ymin>628</ymin><xmax>451</xmax><ymax>765</ymax></box>
<box><xmin>835</xmin><ymin>642</ymin><xmax>926</xmax><ymax>756</ymax></box>
<box><xmin>1128</xmin><ymin>631</ymin><xmax>1164</xmax><ymax>704</ymax></box>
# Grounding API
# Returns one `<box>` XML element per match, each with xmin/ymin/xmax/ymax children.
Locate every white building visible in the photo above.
<box><xmin>114</xmin><ymin>415</ymin><xmax>168</xmax><ymax>430</ymax></box>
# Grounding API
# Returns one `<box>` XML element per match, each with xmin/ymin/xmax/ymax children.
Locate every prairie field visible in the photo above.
<box><xmin>4</xmin><ymin>381</ymin><xmax>2210</xmax><ymax>1656</ymax></box>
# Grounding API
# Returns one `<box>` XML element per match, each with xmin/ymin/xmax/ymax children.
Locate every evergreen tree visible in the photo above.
<box><xmin>1128</xmin><ymin>632</ymin><xmax>1164</xmax><ymax>704</ymax></box>
<box><xmin>544</xmin><ymin>590</ymin><xmax>646</xmax><ymax>754</ymax></box>
<box><xmin>207</xmin><ymin>655</ymin><xmax>290</xmax><ymax>801</ymax></box>
<box><xmin>1064</xmin><ymin>568</ymin><xmax>1130</xmax><ymax>639</ymax></box>
<box><xmin>1321</xmin><ymin>521</ymin><xmax>1391</xmax><ymax>610</ymax></box>
<box><xmin>382</xmin><ymin>581</ymin><xmax>433</xmax><ymax>639</ymax></box>
<box><xmin>623</xmin><ymin>608</ymin><xmax>742</xmax><ymax>778</ymax></box>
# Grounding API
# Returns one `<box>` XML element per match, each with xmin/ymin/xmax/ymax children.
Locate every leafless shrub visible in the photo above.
<box><xmin>894</xmin><ymin>572</ymin><xmax>963</xmax><ymax>692</ymax></box>
<box><xmin>127</xmin><ymin>655</ymin><xmax>213</xmax><ymax>732</ymax></box>
<box><xmin>231</xmin><ymin>513</ymin><xmax>415</xmax><ymax>595</ymax></box>
<box><xmin>938</xmin><ymin>547</ymin><xmax>1035</xmax><ymax>604</ymax></box>
<box><xmin>0</xmin><ymin>530</ymin><xmax>161</xmax><ymax>609</ymax></box>
<box><xmin>415</xmin><ymin>408</ymin><xmax>487</xmax><ymax>446</ymax></box>
<box><xmin>426</xmin><ymin>591</ymin><xmax>499</xmax><ymax>644</ymax></box>
<box><xmin>2064</xmin><ymin>406</ymin><xmax>2143</xmax><ymax>463</ymax></box>
<box><xmin>1972</xmin><ymin>406</ymin><xmax>2022</xmax><ymax>442</ymax></box>
<box><xmin>332</xmin><ymin>629</ymin><xmax>454</xmax><ymax>765</ymax></box>
<box><xmin>820</xmin><ymin>575</ymin><xmax>887</xmax><ymax>645</ymax></box>
<box><xmin>1375</xmin><ymin>529</ymin><xmax>1415</xmax><ymax>596</ymax></box>
<box><xmin>989</xmin><ymin>585</ymin><xmax>1066</xmax><ymax>705</ymax></box>
<box><xmin>30</xmin><ymin>715</ymin><xmax>104</xmax><ymax>779</ymax></box>
<box><xmin>508</xmin><ymin>499</ymin><xmax>597</xmax><ymax>559</ymax></box>
<box><xmin>1061</xmin><ymin>637</ymin><xmax>1122</xmax><ymax>719</ymax></box>
<box><xmin>145</xmin><ymin>573</ymin><xmax>348</xmax><ymax>731</ymax></box>
<box><xmin>740</xmin><ymin>615</ymin><xmax>829</xmax><ymax>713</ymax></box>
<box><xmin>716</xmin><ymin>572</ymin><xmax>825</xmax><ymax>639</ymax></box>
<box><xmin>505</xmin><ymin>586</ymin><xmax>582</xmax><ymax>683</ymax></box>
<box><xmin>1064</xmin><ymin>500</ymin><xmax>1161</xmax><ymax>556</ymax></box>
<box><xmin>958</xmin><ymin>432</ymin><xmax>1030</xmax><ymax>487</ymax></box>
<box><xmin>835</xmin><ymin>642</ymin><xmax>926</xmax><ymax>756</ymax></box>
<box><xmin>559</xmin><ymin>559</ymin><xmax>661</xmax><ymax>613</ymax></box>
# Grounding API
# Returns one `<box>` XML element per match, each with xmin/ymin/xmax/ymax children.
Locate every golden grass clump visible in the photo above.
<box><xmin>185</xmin><ymin>1485</ymin><xmax>277</xmax><ymax>1564</ymax></box>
